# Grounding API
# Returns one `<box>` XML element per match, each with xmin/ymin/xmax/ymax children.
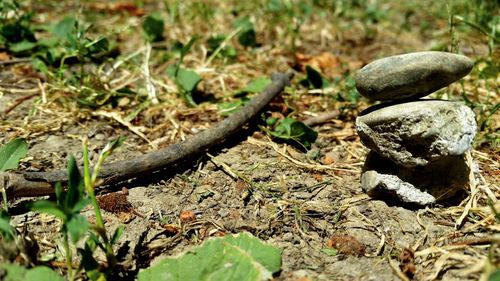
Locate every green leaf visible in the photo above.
<box><xmin>234</xmin><ymin>16</ymin><xmax>254</xmax><ymax>32</ymax></box>
<box><xmin>8</xmin><ymin>40</ymin><xmax>37</xmax><ymax>53</ymax></box>
<box><xmin>0</xmin><ymin>138</ymin><xmax>28</xmax><ymax>172</ymax></box>
<box><xmin>71</xmin><ymin>198</ymin><xmax>90</xmax><ymax>213</ymax></box>
<box><xmin>206</xmin><ymin>35</ymin><xmax>237</xmax><ymax>59</ymax></box>
<box><xmin>176</xmin><ymin>68</ymin><xmax>202</xmax><ymax>93</ymax></box>
<box><xmin>0</xmin><ymin>264</ymin><xmax>64</xmax><ymax>281</ymax></box>
<box><xmin>240</xmin><ymin>77</ymin><xmax>272</xmax><ymax>93</ymax></box>
<box><xmin>238</xmin><ymin>29</ymin><xmax>257</xmax><ymax>48</ymax></box>
<box><xmin>52</xmin><ymin>16</ymin><xmax>77</xmax><ymax>38</ymax></box>
<box><xmin>66</xmin><ymin>156</ymin><xmax>84</xmax><ymax>209</ymax></box>
<box><xmin>218</xmin><ymin>99</ymin><xmax>247</xmax><ymax>116</ymax></box>
<box><xmin>167</xmin><ymin>66</ymin><xmax>202</xmax><ymax>93</ymax></box>
<box><xmin>66</xmin><ymin>214</ymin><xmax>88</xmax><ymax>244</ymax></box>
<box><xmin>87</xmin><ymin>37</ymin><xmax>109</xmax><ymax>54</ymax></box>
<box><xmin>180</xmin><ymin>37</ymin><xmax>198</xmax><ymax>59</ymax></box>
<box><xmin>111</xmin><ymin>224</ymin><xmax>125</xmax><ymax>245</ymax></box>
<box><xmin>234</xmin><ymin>17</ymin><xmax>257</xmax><ymax>48</ymax></box>
<box><xmin>321</xmin><ymin>248</ymin><xmax>338</xmax><ymax>256</ymax></box>
<box><xmin>25</xmin><ymin>266</ymin><xmax>65</xmax><ymax>281</ymax></box>
<box><xmin>0</xmin><ymin>263</ymin><xmax>27</xmax><ymax>281</ymax></box>
<box><xmin>55</xmin><ymin>182</ymin><xmax>63</xmax><ymax>205</ymax></box>
<box><xmin>305</xmin><ymin>65</ymin><xmax>327</xmax><ymax>89</ymax></box>
<box><xmin>30</xmin><ymin>200</ymin><xmax>67</xmax><ymax>220</ymax></box>
<box><xmin>0</xmin><ymin>210</ymin><xmax>14</xmax><ymax>240</ymax></box>
<box><xmin>142</xmin><ymin>13</ymin><xmax>164</xmax><ymax>42</ymax></box>
<box><xmin>78</xmin><ymin>241</ymin><xmax>99</xmax><ymax>272</ymax></box>
<box><xmin>101</xmin><ymin>136</ymin><xmax>126</xmax><ymax>158</ymax></box>
<box><xmin>32</xmin><ymin>57</ymin><xmax>48</xmax><ymax>73</ymax></box>
<box><xmin>138</xmin><ymin>232</ymin><xmax>281</xmax><ymax>281</ymax></box>
<box><xmin>489</xmin><ymin>269</ymin><xmax>500</xmax><ymax>281</ymax></box>
<box><xmin>268</xmin><ymin>118</ymin><xmax>318</xmax><ymax>149</ymax></box>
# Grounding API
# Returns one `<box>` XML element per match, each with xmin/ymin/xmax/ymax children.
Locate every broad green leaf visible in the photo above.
<box><xmin>8</xmin><ymin>40</ymin><xmax>37</xmax><ymax>53</ymax></box>
<box><xmin>0</xmin><ymin>264</ymin><xmax>64</xmax><ymax>281</ymax></box>
<box><xmin>71</xmin><ymin>197</ymin><xmax>90</xmax><ymax>214</ymax></box>
<box><xmin>52</xmin><ymin>16</ymin><xmax>76</xmax><ymax>38</ymax></box>
<box><xmin>37</xmin><ymin>36</ymin><xmax>59</xmax><ymax>47</ymax></box>
<box><xmin>167</xmin><ymin>66</ymin><xmax>202</xmax><ymax>93</ymax></box>
<box><xmin>221</xmin><ymin>232</ymin><xmax>282</xmax><ymax>273</ymax></box>
<box><xmin>0</xmin><ymin>138</ymin><xmax>28</xmax><ymax>172</ymax></box>
<box><xmin>489</xmin><ymin>269</ymin><xmax>500</xmax><ymax>281</ymax></box>
<box><xmin>234</xmin><ymin>16</ymin><xmax>253</xmax><ymax>32</ymax></box>
<box><xmin>142</xmin><ymin>13</ymin><xmax>164</xmax><ymax>42</ymax></box>
<box><xmin>289</xmin><ymin>121</ymin><xmax>318</xmax><ymax>149</ymax></box>
<box><xmin>0</xmin><ymin>263</ymin><xmax>27</xmax><ymax>281</ymax></box>
<box><xmin>176</xmin><ymin>68</ymin><xmax>202</xmax><ymax>93</ymax></box>
<box><xmin>240</xmin><ymin>77</ymin><xmax>272</xmax><ymax>93</ymax></box>
<box><xmin>25</xmin><ymin>266</ymin><xmax>65</xmax><ymax>281</ymax></box>
<box><xmin>66</xmin><ymin>214</ymin><xmax>88</xmax><ymax>243</ymax></box>
<box><xmin>30</xmin><ymin>201</ymin><xmax>67</xmax><ymax>220</ymax></box>
<box><xmin>138</xmin><ymin>232</ymin><xmax>282</xmax><ymax>281</ymax></box>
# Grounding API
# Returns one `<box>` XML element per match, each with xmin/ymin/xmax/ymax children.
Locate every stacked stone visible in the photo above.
<box><xmin>354</xmin><ymin>51</ymin><xmax>476</xmax><ymax>206</ymax></box>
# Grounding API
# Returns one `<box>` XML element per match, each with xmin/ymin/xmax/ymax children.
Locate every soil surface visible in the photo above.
<box><xmin>1</xmin><ymin>1</ymin><xmax>499</xmax><ymax>280</ymax></box>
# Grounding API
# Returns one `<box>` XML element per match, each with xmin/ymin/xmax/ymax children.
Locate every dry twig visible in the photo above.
<box><xmin>2</xmin><ymin>71</ymin><xmax>293</xmax><ymax>198</ymax></box>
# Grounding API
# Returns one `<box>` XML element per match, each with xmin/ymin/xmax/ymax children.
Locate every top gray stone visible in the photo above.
<box><xmin>355</xmin><ymin>51</ymin><xmax>474</xmax><ymax>101</ymax></box>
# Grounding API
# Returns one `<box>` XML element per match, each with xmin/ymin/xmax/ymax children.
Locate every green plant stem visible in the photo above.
<box><xmin>82</xmin><ymin>141</ymin><xmax>117</xmax><ymax>269</ymax></box>
<box><xmin>204</xmin><ymin>26</ymin><xmax>241</xmax><ymax>66</ymax></box>
<box><xmin>63</xmin><ymin>232</ymin><xmax>75</xmax><ymax>281</ymax></box>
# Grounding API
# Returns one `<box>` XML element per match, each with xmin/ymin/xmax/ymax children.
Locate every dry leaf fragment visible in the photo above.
<box><xmin>180</xmin><ymin>210</ymin><xmax>196</xmax><ymax>222</ymax></box>
<box><xmin>162</xmin><ymin>224</ymin><xmax>180</xmax><ymax>235</ymax></box>
<box><xmin>0</xmin><ymin>52</ymin><xmax>11</xmax><ymax>61</ymax></box>
<box><xmin>294</xmin><ymin>52</ymin><xmax>341</xmax><ymax>77</ymax></box>
<box><xmin>327</xmin><ymin>234</ymin><xmax>366</xmax><ymax>257</ymax></box>
<box><xmin>88</xmin><ymin>2</ymin><xmax>145</xmax><ymax>16</ymax></box>
<box><xmin>399</xmin><ymin>248</ymin><xmax>416</xmax><ymax>278</ymax></box>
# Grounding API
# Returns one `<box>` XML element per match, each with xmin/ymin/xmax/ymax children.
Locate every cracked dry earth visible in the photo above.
<box><xmin>1</xmin><ymin>76</ymin><xmax>498</xmax><ymax>281</ymax></box>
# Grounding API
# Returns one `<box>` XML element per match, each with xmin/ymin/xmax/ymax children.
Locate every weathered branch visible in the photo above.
<box><xmin>3</xmin><ymin>71</ymin><xmax>294</xmax><ymax>198</ymax></box>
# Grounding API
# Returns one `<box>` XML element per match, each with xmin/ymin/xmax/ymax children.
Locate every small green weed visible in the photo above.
<box><xmin>165</xmin><ymin>37</ymin><xmax>203</xmax><ymax>106</ymax></box>
<box><xmin>31</xmin><ymin>137</ymin><xmax>125</xmax><ymax>281</ymax></box>
<box><xmin>263</xmin><ymin>117</ymin><xmax>318</xmax><ymax>150</ymax></box>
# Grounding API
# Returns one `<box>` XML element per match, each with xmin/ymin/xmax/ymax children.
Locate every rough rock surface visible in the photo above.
<box><xmin>355</xmin><ymin>51</ymin><xmax>474</xmax><ymax>101</ymax></box>
<box><xmin>361</xmin><ymin>170</ymin><xmax>436</xmax><ymax>205</ymax></box>
<box><xmin>356</xmin><ymin>100</ymin><xmax>477</xmax><ymax>167</ymax></box>
<box><xmin>361</xmin><ymin>151</ymin><xmax>469</xmax><ymax>205</ymax></box>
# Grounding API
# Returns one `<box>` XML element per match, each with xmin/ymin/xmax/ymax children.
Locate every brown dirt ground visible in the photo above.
<box><xmin>1</xmin><ymin>1</ymin><xmax>499</xmax><ymax>280</ymax></box>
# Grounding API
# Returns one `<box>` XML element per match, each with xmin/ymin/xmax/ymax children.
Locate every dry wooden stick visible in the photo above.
<box><xmin>2</xmin><ymin>71</ymin><xmax>293</xmax><ymax>198</ymax></box>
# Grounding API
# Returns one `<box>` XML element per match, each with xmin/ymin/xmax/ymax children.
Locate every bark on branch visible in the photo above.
<box><xmin>2</xmin><ymin>71</ymin><xmax>294</xmax><ymax>198</ymax></box>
